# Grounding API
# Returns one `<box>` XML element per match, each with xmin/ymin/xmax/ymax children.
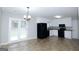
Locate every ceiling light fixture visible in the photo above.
<box><xmin>24</xmin><ymin>7</ymin><xmax>31</xmax><ymax>21</ymax></box>
<box><xmin>54</xmin><ymin>15</ymin><xmax>62</xmax><ymax>18</ymax></box>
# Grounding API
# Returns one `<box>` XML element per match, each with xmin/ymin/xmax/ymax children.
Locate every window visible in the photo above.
<box><xmin>9</xmin><ymin>18</ymin><xmax>27</xmax><ymax>41</ymax></box>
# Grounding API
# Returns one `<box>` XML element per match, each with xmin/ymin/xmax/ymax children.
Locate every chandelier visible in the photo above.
<box><xmin>24</xmin><ymin>7</ymin><xmax>31</xmax><ymax>21</ymax></box>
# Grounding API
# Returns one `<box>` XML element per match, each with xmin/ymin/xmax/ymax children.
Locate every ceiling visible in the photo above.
<box><xmin>1</xmin><ymin>7</ymin><xmax>78</xmax><ymax>19</ymax></box>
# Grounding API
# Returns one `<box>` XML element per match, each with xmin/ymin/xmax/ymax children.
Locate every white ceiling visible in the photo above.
<box><xmin>1</xmin><ymin>7</ymin><xmax>78</xmax><ymax>19</ymax></box>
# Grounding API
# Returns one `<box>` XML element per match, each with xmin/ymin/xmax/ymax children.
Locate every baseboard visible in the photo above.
<box><xmin>0</xmin><ymin>37</ymin><xmax>37</xmax><ymax>46</ymax></box>
<box><xmin>72</xmin><ymin>38</ymin><xmax>79</xmax><ymax>40</ymax></box>
<box><xmin>50</xmin><ymin>35</ymin><xmax>79</xmax><ymax>40</ymax></box>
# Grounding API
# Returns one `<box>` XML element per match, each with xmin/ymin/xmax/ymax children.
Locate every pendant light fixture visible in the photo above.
<box><xmin>24</xmin><ymin>7</ymin><xmax>31</xmax><ymax>21</ymax></box>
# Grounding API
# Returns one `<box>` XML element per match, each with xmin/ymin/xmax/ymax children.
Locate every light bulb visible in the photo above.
<box><xmin>54</xmin><ymin>15</ymin><xmax>62</xmax><ymax>18</ymax></box>
<box><xmin>28</xmin><ymin>15</ymin><xmax>31</xmax><ymax>19</ymax></box>
<box><xmin>24</xmin><ymin>15</ymin><xmax>27</xmax><ymax>19</ymax></box>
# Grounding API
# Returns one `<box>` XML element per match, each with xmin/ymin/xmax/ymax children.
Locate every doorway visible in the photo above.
<box><xmin>9</xmin><ymin>17</ymin><xmax>27</xmax><ymax>42</ymax></box>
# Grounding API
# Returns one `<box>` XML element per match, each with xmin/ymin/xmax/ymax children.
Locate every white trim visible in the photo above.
<box><xmin>0</xmin><ymin>37</ymin><xmax>37</xmax><ymax>46</ymax></box>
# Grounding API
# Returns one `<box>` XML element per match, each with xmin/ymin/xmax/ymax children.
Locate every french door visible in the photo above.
<box><xmin>9</xmin><ymin>18</ymin><xmax>27</xmax><ymax>41</ymax></box>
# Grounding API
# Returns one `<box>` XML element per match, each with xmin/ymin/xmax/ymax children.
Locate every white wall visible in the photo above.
<box><xmin>36</xmin><ymin>17</ymin><xmax>50</xmax><ymax>27</ymax></box>
<box><xmin>49</xmin><ymin>17</ymin><xmax>72</xmax><ymax>39</ymax></box>
<box><xmin>78</xmin><ymin>18</ymin><xmax>79</xmax><ymax>39</ymax></box>
<box><xmin>78</xmin><ymin>8</ymin><xmax>79</xmax><ymax>39</ymax></box>
<box><xmin>72</xmin><ymin>18</ymin><xmax>78</xmax><ymax>39</ymax></box>
<box><xmin>0</xmin><ymin>8</ymin><xmax>2</xmax><ymax>43</ymax></box>
<box><xmin>1</xmin><ymin>11</ymin><xmax>10</xmax><ymax>43</ymax></box>
<box><xmin>0</xmin><ymin>10</ymin><xmax>25</xmax><ymax>43</ymax></box>
<box><xmin>27</xmin><ymin>18</ymin><xmax>37</xmax><ymax>39</ymax></box>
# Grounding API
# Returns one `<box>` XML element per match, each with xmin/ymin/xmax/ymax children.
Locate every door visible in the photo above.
<box><xmin>9</xmin><ymin>18</ymin><xmax>27</xmax><ymax>41</ymax></box>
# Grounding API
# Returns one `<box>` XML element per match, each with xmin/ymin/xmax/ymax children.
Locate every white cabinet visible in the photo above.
<box><xmin>50</xmin><ymin>30</ymin><xmax>58</xmax><ymax>36</ymax></box>
<box><xmin>50</xmin><ymin>30</ymin><xmax>72</xmax><ymax>39</ymax></box>
<box><xmin>65</xmin><ymin>31</ymin><xmax>72</xmax><ymax>39</ymax></box>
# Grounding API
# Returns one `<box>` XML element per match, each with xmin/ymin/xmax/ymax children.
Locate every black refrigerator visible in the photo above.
<box><xmin>37</xmin><ymin>23</ymin><xmax>49</xmax><ymax>39</ymax></box>
<box><xmin>58</xmin><ymin>24</ymin><xmax>66</xmax><ymax>38</ymax></box>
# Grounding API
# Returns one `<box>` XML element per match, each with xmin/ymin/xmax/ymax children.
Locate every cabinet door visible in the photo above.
<box><xmin>65</xmin><ymin>31</ymin><xmax>71</xmax><ymax>39</ymax></box>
